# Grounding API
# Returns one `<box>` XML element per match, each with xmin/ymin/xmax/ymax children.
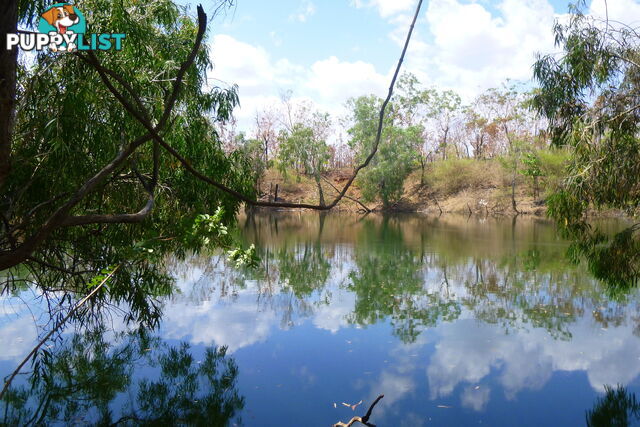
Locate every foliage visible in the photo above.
<box><xmin>0</xmin><ymin>326</ymin><xmax>244</xmax><ymax>426</ymax></box>
<box><xmin>276</xmin><ymin>112</ymin><xmax>331</xmax><ymax>204</ymax></box>
<box><xmin>347</xmin><ymin>95</ymin><xmax>420</xmax><ymax>208</ymax></box>
<box><xmin>533</xmin><ymin>1</ymin><xmax>640</xmax><ymax>289</ymax></box>
<box><xmin>537</xmin><ymin>149</ymin><xmax>570</xmax><ymax>184</ymax></box>
<box><xmin>586</xmin><ymin>385</ymin><xmax>640</xmax><ymax>427</ymax></box>
<box><xmin>234</xmin><ymin>132</ymin><xmax>267</xmax><ymax>191</ymax></box>
<box><xmin>278</xmin><ymin>124</ymin><xmax>328</xmax><ymax>177</ymax></box>
<box><xmin>347</xmin><ymin>219</ymin><xmax>461</xmax><ymax>343</ymax></box>
<box><xmin>423</xmin><ymin>88</ymin><xmax>462</xmax><ymax>160</ymax></box>
<box><xmin>521</xmin><ymin>151</ymin><xmax>542</xmax><ymax>198</ymax></box>
<box><xmin>1</xmin><ymin>0</ymin><xmax>257</xmax><ymax>321</ymax></box>
<box><xmin>521</xmin><ymin>152</ymin><xmax>542</xmax><ymax>179</ymax></box>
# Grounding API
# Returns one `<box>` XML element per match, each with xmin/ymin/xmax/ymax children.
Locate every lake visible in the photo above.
<box><xmin>2</xmin><ymin>212</ymin><xmax>640</xmax><ymax>426</ymax></box>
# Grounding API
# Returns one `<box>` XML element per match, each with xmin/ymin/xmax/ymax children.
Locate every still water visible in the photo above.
<box><xmin>2</xmin><ymin>213</ymin><xmax>640</xmax><ymax>426</ymax></box>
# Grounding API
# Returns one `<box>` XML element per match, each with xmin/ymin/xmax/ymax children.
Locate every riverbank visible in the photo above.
<box><xmin>256</xmin><ymin>167</ymin><xmax>551</xmax><ymax>215</ymax></box>
<box><xmin>256</xmin><ymin>167</ymin><xmax>632</xmax><ymax>218</ymax></box>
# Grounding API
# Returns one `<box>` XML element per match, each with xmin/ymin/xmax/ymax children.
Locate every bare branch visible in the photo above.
<box><xmin>321</xmin><ymin>176</ymin><xmax>371</xmax><ymax>213</ymax></box>
<box><xmin>333</xmin><ymin>395</ymin><xmax>384</xmax><ymax>427</ymax></box>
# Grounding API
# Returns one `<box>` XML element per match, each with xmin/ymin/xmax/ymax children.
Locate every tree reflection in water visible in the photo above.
<box><xmin>4</xmin><ymin>212</ymin><xmax>635</xmax><ymax>425</ymax></box>
<box><xmin>1</xmin><ymin>325</ymin><xmax>244</xmax><ymax>426</ymax></box>
<box><xmin>234</xmin><ymin>212</ymin><xmax>640</xmax><ymax>344</ymax></box>
<box><xmin>587</xmin><ymin>385</ymin><xmax>640</xmax><ymax>427</ymax></box>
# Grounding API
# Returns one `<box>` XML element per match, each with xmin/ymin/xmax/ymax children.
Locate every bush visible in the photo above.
<box><xmin>537</xmin><ymin>148</ymin><xmax>570</xmax><ymax>196</ymax></box>
<box><xmin>537</xmin><ymin>149</ymin><xmax>569</xmax><ymax>178</ymax></box>
<box><xmin>428</xmin><ymin>158</ymin><xmax>504</xmax><ymax>195</ymax></box>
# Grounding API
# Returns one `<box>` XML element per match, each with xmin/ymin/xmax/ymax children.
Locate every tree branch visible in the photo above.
<box><xmin>0</xmin><ymin>6</ymin><xmax>207</xmax><ymax>271</ymax></box>
<box><xmin>86</xmin><ymin>1</ymin><xmax>424</xmax><ymax>211</ymax></box>
<box><xmin>60</xmin><ymin>195</ymin><xmax>154</xmax><ymax>227</ymax></box>
<box><xmin>321</xmin><ymin>176</ymin><xmax>371</xmax><ymax>213</ymax></box>
<box><xmin>333</xmin><ymin>395</ymin><xmax>384</xmax><ymax>427</ymax></box>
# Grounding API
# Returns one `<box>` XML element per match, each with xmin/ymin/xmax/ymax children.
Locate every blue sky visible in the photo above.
<box><xmin>174</xmin><ymin>0</ymin><xmax>640</xmax><ymax>131</ymax></box>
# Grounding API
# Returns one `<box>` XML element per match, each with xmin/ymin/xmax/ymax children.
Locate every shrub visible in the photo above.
<box><xmin>537</xmin><ymin>148</ymin><xmax>570</xmax><ymax>196</ymax></box>
<box><xmin>428</xmin><ymin>158</ymin><xmax>504</xmax><ymax>195</ymax></box>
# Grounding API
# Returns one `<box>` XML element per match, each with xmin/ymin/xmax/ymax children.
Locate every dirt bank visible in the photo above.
<box><xmin>255</xmin><ymin>169</ymin><xmax>553</xmax><ymax>215</ymax></box>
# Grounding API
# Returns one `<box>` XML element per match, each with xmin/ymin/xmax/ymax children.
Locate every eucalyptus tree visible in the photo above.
<box><xmin>533</xmin><ymin>1</ymin><xmax>640</xmax><ymax>289</ymax></box>
<box><xmin>394</xmin><ymin>79</ymin><xmax>464</xmax><ymax>161</ymax></box>
<box><xmin>476</xmin><ymin>84</ymin><xmax>537</xmax><ymax>212</ymax></box>
<box><xmin>254</xmin><ymin>108</ymin><xmax>279</xmax><ymax>165</ymax></box>
<box><xmin>0</xmin><ymin>0</ymin><xmax>255</xmax><ymax>319</ymax></box>
<box><xmin>276</xmin><ymin>110</ymin><xmax>332</xmax><ymax>206</ymax></box>
<box><xmin>423</xmin><ymin>88</ymin><xmax>462</xmax><ymax>160</ymax></box>
<box><xmin>394</xmin><ymin>72</ymin><xmax>432</xmax><ymax>184</ymax></box>
<box><xmin>347</xmin><ymin>95</ymin><xmax>420</xmax><ymax>208</ymax></box>
<box><xmin>234</xmin><ymin>133</ymin><xmax>267</xmax><ymax>195</ymax></box>
<box><xmin>463</xmin><ymin>107</ymin><xmax>497</xmax><ymax>159</ymax></box>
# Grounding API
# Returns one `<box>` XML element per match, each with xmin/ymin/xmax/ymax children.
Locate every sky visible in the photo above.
<box><xmin>175</xmin><ymin>0</ymin><xmax>640</xmax><ymax>132</ymax></box>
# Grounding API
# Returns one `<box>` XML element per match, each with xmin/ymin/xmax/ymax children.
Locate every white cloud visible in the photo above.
<box><xmin>427</xmin><ymin>317</ymin><xmax>640</xmax><ymax>408</ymax></box>
<box><xmin>346</xmin><ymin>0</ymin><xmax>562</xmax><ymax>99</ymax></box>
<box><xmin>313</xmin><ymin>289</ymin><xmax>354</xmax><ymax>333</ymax></box>
<box><xmin>0</xmin><ymin>315</ymin><xmax>38</xmax><ymax>361</ymax></box>
<box><xmin>209</xmin><ymin>35</ymin><xmax>303</xmax><ymax>97</ymax></box>
<box><xmin>461</xmin><ymin>385</ymin><xmax>491</xmax><ymax>411</ymax></box>
<box><xmin>290</xmin><ymin>0</ymin><xmax>317</xmax><ymax>23</ymax></box>
<box><xmin>405</xmin><ymin>0</ymin><xmax>558</xmax><ymax>98</ymax></box>
<box><xmin>304</xmin><ymin>56</ymin><xmax>389</xmax><ymax>106</ymax></box>
<box><xmin>208</xmin><ymin>35</ymin><xmax>389</xmax><ymax>132</ymax></box>
<box><xmin>163</xmin><ymin>293</ymin><xmax>279</xmax><ymax>352</ymax></box>
<box><xmin>352</xmin><ymin>0</ymin><xmax>417</xmax><ymax>18</ymax></box>
<box><xmin>589</xmin><ymin>0</ymin><xmax>640</xmax><ymax>25</ymax></box>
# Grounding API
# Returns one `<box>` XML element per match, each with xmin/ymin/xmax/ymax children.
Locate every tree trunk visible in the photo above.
<box><xmin>420</xmin><ymin>157</ymin><xmax>425</xmax><ymax>186</ymax></box>
<box><xmin>314</xmin><ymin>172</ymin><xmax>325</xmax><ymax>207</ymax></box>
<box><xmin>0</xmin><ymin>0</ymin><xmax>18</xmax><ymax>188</ymax></box>
<box><xmin>442</xmin><ymin>127</ymin><xmax>449</xmax><ymax>160</ymax></box>
<box><xmin>502</xmin><ymin>122</ymin><xmax>518</xmax><ymax>215</ymax></box>
<box><xmin>511</xmin><ymin>172</ymin><xmax>518</xmax><ymax>214</ymax></box>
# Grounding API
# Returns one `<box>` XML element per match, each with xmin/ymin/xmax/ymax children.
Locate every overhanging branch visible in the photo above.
<box><xmin>86</xmin><ymin>1</ymin><xmax>425</xmax><ymax>211</ymax></box>
<box><xmin>0</xmin><ymin>6</ymin><xmax>208</xmax><ymax>271</ymax></box>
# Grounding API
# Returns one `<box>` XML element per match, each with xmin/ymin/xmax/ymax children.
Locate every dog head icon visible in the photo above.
<box><xmin>41</xmin><ymin>4</ymin><xmax>79</xmax><ymax>35</ymax></box>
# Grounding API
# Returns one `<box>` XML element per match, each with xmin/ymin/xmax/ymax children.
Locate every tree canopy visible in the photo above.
<box><xmin>533</xmin><ymin>1</ymin><xmax>640</xmax><ymax>290</ymax></box>
<box><xmin>0</xmin><ymin>0</ymin><xmax>257</xmax><ymax>324</ymax></box>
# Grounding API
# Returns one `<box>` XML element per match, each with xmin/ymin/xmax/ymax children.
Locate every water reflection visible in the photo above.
<box><xmin>586</xmin><ymin>385</ymin><xmax>640</xmax><ymax>427</ymax></box>
<box><xmin>235</xmin><ymin>213</ymin><xmax>640</xmax><ymax>341</ymax></box>
<box><xmin>1</xmin><ymin>324</ymin><xmax>244</xmax><ymax>425</ymax></box>
<box><xmin>200</xmin><ymin>213</ymin><xmax>640</xmax><ymax>423</ymax></box>
<box><xmin>2</xmin><ymin>212</ymin><xmax>640</xmax><ymax>425</ymax></box>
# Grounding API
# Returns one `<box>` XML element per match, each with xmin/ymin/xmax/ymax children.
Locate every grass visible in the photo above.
<box><xmin>427</xmin><ymin>158</ymin><xmax>507</xmax><ymax>195</ymax></box>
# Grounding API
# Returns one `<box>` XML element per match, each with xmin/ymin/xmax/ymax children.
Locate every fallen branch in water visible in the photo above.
<box><xmin>431</xmin><ymin>195</ymin><xmax>443</xmax><ymax>215</ymax></box>
<box><xmin>333</xmin><ymin>395</ymin><xmax>384</xmax><ymax>427</ymax></box>
<box><xmin>321</xmin><ymin>176</ymin><xmax>372</xmax><ymax>213</ymax></box>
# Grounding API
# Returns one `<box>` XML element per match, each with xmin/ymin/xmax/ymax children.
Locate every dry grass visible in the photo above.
<box><xmin>256</xmin><ymin>152</ymin><xmax>570</xmax><ymax>215</ymax></box>
<box><xmin>427</xmin><ymin>158</ymin><xmax>507</xmax><ymax>196</ymax></box>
